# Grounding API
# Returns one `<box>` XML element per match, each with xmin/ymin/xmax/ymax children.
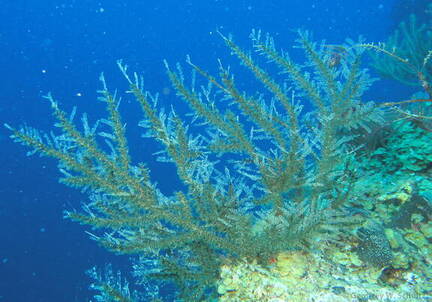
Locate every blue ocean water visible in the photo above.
<box><xmin>0</xmin><ymin>0</ymin><xmax>429</xmax><ymax>301</ymax></box>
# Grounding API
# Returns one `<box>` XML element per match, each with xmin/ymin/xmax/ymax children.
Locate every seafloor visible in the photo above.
<box><xmin>217</xmin><ymin>119</ymin><xmax>432</xmax><ymax>302</ymax></box>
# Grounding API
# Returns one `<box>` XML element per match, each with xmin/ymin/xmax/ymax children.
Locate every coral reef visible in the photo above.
<box><xmin>7</xmin><ymin>24</ymin><xmax>432</xmax><ymax>301</ymax></box>
<box><xmin>360</xmin><ymin>119</ymin><xmax>432</xmax><ymax>174</ymax></box>
<box><xmin>216</xmin><ymin>171</ymin><xmax>432</xmax><ymax>301</ymax></box>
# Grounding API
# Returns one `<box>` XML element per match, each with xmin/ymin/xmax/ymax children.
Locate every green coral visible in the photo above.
<box><xmin>6</xmin><ymin>30</ymin><xmax>383</xmax><ymax>301</ymax></box>
<box><xmin>364</xmin><ymin>120</ymin><xmax>432</xmax><ymax>175</ymax></box>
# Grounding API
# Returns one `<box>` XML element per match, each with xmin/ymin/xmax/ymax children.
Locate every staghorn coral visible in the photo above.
<box><xmin>6</xmin><ymin>30</ymin><xmax>384</xmax><ymax>301</ymax></box>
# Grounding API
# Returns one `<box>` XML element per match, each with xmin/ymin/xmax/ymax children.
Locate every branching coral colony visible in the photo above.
<box><xmin>366</xmin><ymin>5</ymin><xmax>432</xmax><ymax>98</ymax></box>
<box><xmin>6</xmin><ymin>30</ymin><xmax>385</xmax><ymax>301</ymax></box>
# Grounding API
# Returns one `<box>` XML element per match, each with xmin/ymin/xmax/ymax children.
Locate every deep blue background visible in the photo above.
<box><xmin>0</xmin><ymin>0</ymin><xmax>428</xmax><ymax>301</ymax></box>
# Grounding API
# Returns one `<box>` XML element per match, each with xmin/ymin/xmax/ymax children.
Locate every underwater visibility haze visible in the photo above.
<box><xmin>1</xmin><ymin>0</ymin><xmax>432</xmax><ymax>301</ymax></box>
